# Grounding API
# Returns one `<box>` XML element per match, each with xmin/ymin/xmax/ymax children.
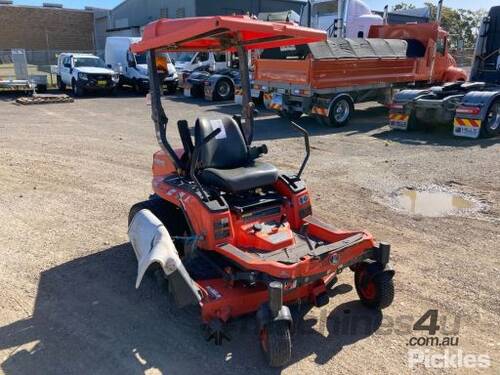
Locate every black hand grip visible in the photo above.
<box><xmin>202</xmin><ymin>128</ymin><xmax>221</xmax><ymax>145</ymax></box>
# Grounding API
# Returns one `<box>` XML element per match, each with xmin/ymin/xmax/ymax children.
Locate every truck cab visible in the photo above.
<box><xmin>300</xmin><ymin>0</ymin><xmax>383</xmax><ymax>38</ymax></box>
<box><xmin>105</xmin><ymin>36</ymin><xmax>178</xmax><ymax>94</ymax></box>
<box><xmin>57</xmin><ymin>53</ymin><xmax>119</xmax><ymax>96</ymax></box>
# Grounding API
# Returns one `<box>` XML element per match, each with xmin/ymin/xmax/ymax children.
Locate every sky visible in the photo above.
<box><xmin>10</xmin><ymin>0</ymin><xmax>497</xmax><ymax>12</ymax></box>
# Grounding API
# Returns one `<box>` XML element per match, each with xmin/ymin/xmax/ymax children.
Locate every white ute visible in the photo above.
<box><xmin>57</xmin><ymin>53</ymin><xmax>119</xmax><ymax>96</ymax></box>
<box><xmin>105</xmin><ymin>36</ymin><xmax>178</xmax><ymax>94</ymax></box>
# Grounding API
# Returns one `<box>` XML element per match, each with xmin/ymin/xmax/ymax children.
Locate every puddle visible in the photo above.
<box><xmin>393</xmin><ymin>188</ymin><xmax>475</xmax><ymax>217</ymax></box>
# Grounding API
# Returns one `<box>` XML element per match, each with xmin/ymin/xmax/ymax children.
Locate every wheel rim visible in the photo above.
<box><xmin>486</xmin><ymin>102</ymin><xmax>500</xmax><ymax>131</ymax></box>
<box><xmin>259</xmin><ymin>328</ymin><xmax>269</xmax><ymax>352</ymax></box>
<box><xmin>333</xmin><ymin>99</ymin><xmax>350</xmax><ymax>123</ymax></box>
<box><xmin>358</xmin><ymin>269</ymin><xmax>376</xmax><ymax>300</ymax></box>
<box><xmin>217</xmin><ymin>81</ymin><xmax>230</xmax><ymax>97</ymax></box>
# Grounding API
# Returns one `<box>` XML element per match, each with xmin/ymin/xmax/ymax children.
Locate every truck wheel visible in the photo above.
<box><xmin>166</xmin><ymin>83</ymin><xmax>177</xmax><ymax>95</ymax></box>
<box><xmin>214</xmin><ymin>79</ymin><xmax>234</xmax><ymax>101</ymax></box>
<box><xmin>279</xmin><ymin>110</ymin><xmax>303</xmax><ymax>121</ymax></box>
<box><xmin>57</xmin><ymin>76</ymin><xmax>66</xmax><ymax>91</ymax></box>
<box><xmin>354</xmin><ymin>264</ymin><xmax>394</xmax><ymax>310</ymax></box>
<box><xmin>36</xmin><ymin>84</ymin><xmax>47</xmax><ymax>93</ymax></box>
<box><xmin>481</xmin><ymin>99</ymin><xmax>500</xmax><ymax>138</ymax></box>
<box><xmin>260</xmin><ymin>321</ymin><xmax>292</xmax><ymax>367</ymax></box>
<box><xmin>326</xmin><ymin>96</ymin><xmax>353</xmax><ymax>127</ymax></box>
<box><xmin>72</xmin><ymin>80</ymin><xmax>84</xmax><ymax>97</ymax></box>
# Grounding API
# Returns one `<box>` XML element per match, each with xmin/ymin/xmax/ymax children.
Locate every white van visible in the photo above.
<box><xmin>173</xmin><ymin>52</ymin><xmax>228</xmax><ymax>73</ymax></box>
<box><xmin>57</xmin><ymin>53</ymin><xmax>119</xmax><ymax>96</ymax></box>
<box><xmin>105</xmin><ymin>37</ymin><xmax>178</xmax><ymax>94</ymax></box>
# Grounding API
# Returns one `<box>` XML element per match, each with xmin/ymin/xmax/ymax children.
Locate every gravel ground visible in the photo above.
<box><xmin>0</xmin><ymin>92</ymin><xmax>498</xmax><ymax>375</ymax></box>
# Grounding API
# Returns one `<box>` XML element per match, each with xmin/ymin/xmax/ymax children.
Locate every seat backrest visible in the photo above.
<box><xmin>194</xmin><ymin>117</ymin><xmax>248</xmax><ymax>169</ymax></box>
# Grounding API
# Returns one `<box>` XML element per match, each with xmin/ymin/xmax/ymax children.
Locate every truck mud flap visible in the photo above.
<box><xmin>128</xmin><ymin>209</ymin><xmax>201</xmax><ymax>307</ymax></box>
<box><xmin>453</xmin><ymin>117</ymin><xmax>481</xmax><ymax>138</ymax></box>
<box><xmin>389</xmin><ymin>113</ymin><xmax>409</xmax><ymax>130</ymax></box>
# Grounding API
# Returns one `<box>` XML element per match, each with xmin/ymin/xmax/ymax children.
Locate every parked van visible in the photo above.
<box><xmin>105</xmin><ymin>37</ymin><xmax>178</xmax><ymax>94</ymax></box>
<box><xmin>173</xmin><ymin>51</ymin><xmax>228</xmax><ymax>73</ymax></box>
<box><xmin>57</xmin><ymin>53</ymin><xmax>118</xmax><ymax>96</ymax></box>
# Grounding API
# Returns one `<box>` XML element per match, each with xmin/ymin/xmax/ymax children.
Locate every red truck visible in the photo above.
<box><xmin>253</xmin><ymin>22</ymin><xmax>466</xmax><ymax>126</ymax></box>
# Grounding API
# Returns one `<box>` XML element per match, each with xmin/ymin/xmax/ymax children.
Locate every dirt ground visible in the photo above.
<box><xmin>0</xmin><ymin>92</ymin><xmax>498</xmax><ymax>375</ymax></box>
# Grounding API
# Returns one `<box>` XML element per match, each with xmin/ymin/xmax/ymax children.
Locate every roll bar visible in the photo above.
<box><xmin>147</xmin><ymin>49</ymin><xmax>182</xmax><ymax>170</ymax></box>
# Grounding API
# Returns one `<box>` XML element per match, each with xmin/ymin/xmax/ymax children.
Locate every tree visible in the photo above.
<box><xmin>425</xmin><ymin>2</ymin><xmax>487</xmax><ymax>49</ymax></box>
<box><xmin>392</xmin><ymin>3</ymin><xmax>416</xmax><ymax>11</ymax></box>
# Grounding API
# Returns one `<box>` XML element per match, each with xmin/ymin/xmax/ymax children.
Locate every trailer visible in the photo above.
<box><xmin>0</xmin><ymin>49</ymin><xmax>47</xmax><ymax>93</ymax></box>
<box><xmin>253</xmin><ymin>20</ymin><xmax>465</xmax><ymax>126</ymax></box>
<box><xmin>388</xmin><ymin>6</ymin><xmax>500</xmax><ymax>139</ymax></box>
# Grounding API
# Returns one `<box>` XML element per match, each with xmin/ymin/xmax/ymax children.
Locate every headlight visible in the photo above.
<box><xmin>78</xmin><ymin>72</ymin><xmax>88</xmax><ymax>80</ymax></box>
<box><xmin>111</xmin><ymin>74</ymin><xmax>120</xmax><ymax>82</ymax></box>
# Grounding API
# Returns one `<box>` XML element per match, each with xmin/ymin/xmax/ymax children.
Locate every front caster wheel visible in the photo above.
<box><xmin>354</xmin><ymin>264</ymin><xmax>394</xmax><ymax>309</ymax></box>
<box><xmin>260</xmin><ymin>321</ymin><xmax>291</xmax><ymax>367</ymax></box>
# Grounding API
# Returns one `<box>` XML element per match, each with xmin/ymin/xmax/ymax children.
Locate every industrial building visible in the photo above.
<box><xmin>107</xmin><ymin>0</ymin><xmax>306</xmax><ymax>36</ymax></box>
<box><xmin>0</xmin><ymin>2</ymin><xmax>98</xmax><ymax>53</ymax></box>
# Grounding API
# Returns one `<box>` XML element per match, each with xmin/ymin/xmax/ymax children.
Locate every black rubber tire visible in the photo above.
<box><xmin>214</xmin><ymin>78</ymin><xmax>234</xmax><ymax>101</ymax></box>
<box><xmin>260</xmin><ymin>321</ymin><xmax>292</xmax><ymax>367</ymax></box>
<box><xmin>279</xmin><ymin>110</ymin><xmax>303</xmax><ymax>121</ymax></box>
<box><xmin>166</xmin><ymin>83</ymin><xmax>178</xmax><ymax>95</ymax></box>
<box><xmin>57</xmin><ymin>76</ymin><xmax>66</xmax><ymax>91</ymax></box>
<box><xmin>480</xmin><ymin>99</ymin><xmax>500</xmax><ymax>138</ymax></box>
<box><xmin>406</xmin><ymin>111</ymin><xmax>420</xmax><ymax>131</ymax></box>
<box><xmin>72</xmin><ymin>80</ymin><xmax>84</xmax><ymax>97</ymax></box>
<box><xmin>354</xmin><ymin>265</ymin><xmax>394</xmax><ymax>310</ymax></box>
<box><xmin>36</xmin><ymin>84</ymin><xmax>47</xmax><ymax>93</ymax></box>
<box><xmin>325</xmin><ymin>96</ymin><xmax>354</xmax><ymax>127</ymax></box>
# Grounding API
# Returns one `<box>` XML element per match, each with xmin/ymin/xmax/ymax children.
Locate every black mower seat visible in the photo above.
<box><xmin>194</xmin><ymin>117</ymin><xmax>278</xmax><ymax>193</ymax></box>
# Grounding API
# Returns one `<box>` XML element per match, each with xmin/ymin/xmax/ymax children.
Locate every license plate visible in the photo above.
<box><xmin>97</xmin><ymin>80</ymin><xmax>107</xmax><ymax>86</ymax></box>
<box><xmin>453</xmin><ymin>125</ymin><xmax>480</xmax><ymax>138</ymax></box>
<box><xmin>183</xmin><ymin>88</ymin><xmax>191</xmax><ymax>97</ymax></box>
<box><xmin>390</xmin><ymin>120</ymin><xmax>408</xmax><ymax>130</ymax></box>
<box><xmin>251</xmin><ymin>89</ymin><xmax>260</xmax><ymax>98</ymax></box>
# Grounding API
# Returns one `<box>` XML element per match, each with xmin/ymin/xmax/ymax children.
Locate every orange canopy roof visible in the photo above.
<box><xmin>131</xmin><ymin>15</ymin><xmax>326</xmax><ymax>53</ymax></box>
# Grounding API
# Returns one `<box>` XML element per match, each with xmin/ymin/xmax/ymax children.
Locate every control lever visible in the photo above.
<box><xmin>190</xmin><ymin>128</ymin><xmax>221</xmax><ymax>201</ymax></box>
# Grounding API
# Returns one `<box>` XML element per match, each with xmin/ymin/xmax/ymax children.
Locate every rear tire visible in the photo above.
<box><xmin>260</xmin><ymin>321</ymin><xmax>292</xmax><ymax>367</ymax></box>
<box><xmin>480</xmin><ymin>99</ymin><xmax>500</xmax><ymax>138</ymax></box>
<box><xmin>57</xmin><ymin>76</ymin><xmax>66</xmax><ymax>91</ymax></box>
<box><xmin>325</xmin><ymin>96</ymin><xmax>353</xmax><ymax>127</ymax></box>
<box><xmin>214</xmin><ymin>78</ymin><xmax>234</xmax><ymax>101</ymax></box>
<box><xmin>279</xmin><ymin>110</ymin><xmax>303</xmax><ymax>121</ymax></box>
<box><xmin>354</xmin><ymin>264</ymin><xmax>394</xmax><ymax>310</ymax></box>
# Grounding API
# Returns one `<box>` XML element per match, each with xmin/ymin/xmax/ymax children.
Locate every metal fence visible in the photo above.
<box><xmin>0</xmin><ymin>49</ymin><xmax>104</xmax><ymax>87</ymax></box>
<box><xmin>449</xmin><ymin>48</ymin><xmax>475</xmax><ymax>68</ymax></box>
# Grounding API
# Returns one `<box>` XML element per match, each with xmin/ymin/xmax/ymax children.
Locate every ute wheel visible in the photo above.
<box><xmin>354</xmin><ymin>264</ymin><xmax>394</xmax><ymax>310</ymax></box>
<box><xmin>214</xmin><ymin>78</ymin><xmax>234</xmax><ymax>101</ymax></box>
<box><xmin>279</xmin><ymin>109</ymin><xmax>303</xmax><ymax>121</ymax></box>
<box><xmin>325</xmin><ymin>96</ymin><xmax>353</xmax><ymax>127</ymax></box>
<box><xmin>260</xmin><ymin>321</ymin><xmax>292</xmax><ymax>367</ymax></box>
<box><xmin>72</xmin><ymin>80</ymin><xmax>84</xmax><ymax>97</ymax></box>
<box><xmin>57</xmin><ymin>76</ymin><xmax>66</xmax><ymax>91</ymax></box>
<box><xmin>481</xmin><ymin>99</ymin><xmax>500</xmax><ymax>138</ymax></box>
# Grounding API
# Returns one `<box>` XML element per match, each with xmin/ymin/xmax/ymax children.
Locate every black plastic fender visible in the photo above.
<box><xmin>366</xmin><ymin>262</ymin><xmax>395</xmax><ymax>282</ymax></box>
<box><xmin>257</xmin><ymin>303</ymin><xmax>293</xmax><ymax>332</ymax></box>
<box><xmin>460</xmin><ymin>90</ymin><xmax>500</xmax><ymax>119</ymax></box>
<box><xmin>393</xmin><ymin>89</ymin><xmax>431</xmax><ymax>104</ymax></box>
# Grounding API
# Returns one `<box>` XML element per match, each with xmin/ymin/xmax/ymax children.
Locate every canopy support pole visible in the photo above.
<box><xmin>237</xmin><ymin>44</ymin><xmax>254</xmax><ymax>145</ymax></box>
<box><xmin>147</xmin><ymin>49</ymin><xmax>182</xmax><ymax>170</ymax></box>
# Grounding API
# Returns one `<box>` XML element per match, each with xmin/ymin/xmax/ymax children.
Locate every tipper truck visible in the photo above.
<box><xmin>254</xmin><ymin>20</ymin><xmax>466</xmax><ymax>126</ymax></box>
